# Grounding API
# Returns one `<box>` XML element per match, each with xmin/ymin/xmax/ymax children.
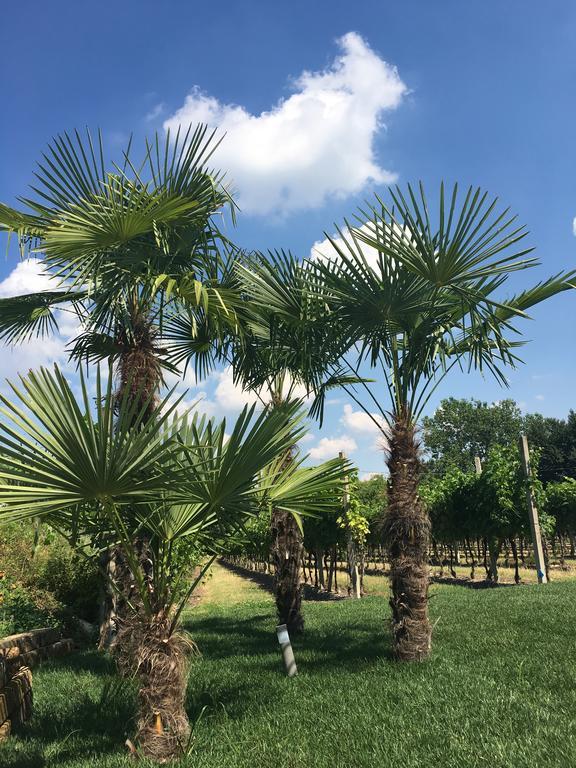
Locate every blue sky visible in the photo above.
<box><xmin>1</xmin><ymin>0</ymin><xmax>575</xmax><ymax>476</ymax></box>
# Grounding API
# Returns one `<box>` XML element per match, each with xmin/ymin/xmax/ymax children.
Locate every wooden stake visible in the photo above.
<box><xmin>518</xmin><ymin>434</ymin><xmax>548</xmax><ymax>585</ymax></box>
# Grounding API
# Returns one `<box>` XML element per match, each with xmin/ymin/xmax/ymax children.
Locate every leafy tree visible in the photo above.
<box><xmin>0</xmin><ymin>366</ymin><xmax>346</xmax><ymax>760</ymax></box>
<box><xmin>422</xmin><ymin>398</ymin><xmax>523</xmax><ymax>474</ymax></box>
<box><xmin>423</xmin><ymin>444</ymin><xmax>553</xmax><ymax>582</ymax></box>
<box><xmin>0</xmin><ymin>126</ymin><xmax>237</xmax><ymax>394</ymax></box>
<box><xmin>524</xmin><ymin>411</ymin><xmax>576</xmax><ymax>484</ymax></box>
<box><xmin>230</xmin><ymin>251</ymin><xmax>354</xmax><ymax>632</ymax></box>
<box><xmin>357</xmin><ymin>474</ymin><xmax>387</xmax><ymax>546</ymax></box>
<box><xmin>546</xmin><ymin>479</ymin><xmax>576</xmax><ymax>540</ymax></box>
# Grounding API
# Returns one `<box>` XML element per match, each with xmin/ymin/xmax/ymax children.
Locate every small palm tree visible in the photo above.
<box><xmin>0</xmin><ymin>366</ymin><xmax>347</xmax><ymax>759</ymax></box>
<box><xmin>230</xmin><ymin>250</ymin><xmax>356</xmax><ymax>632</ymax></box>
<box><xmin>313</xmin><ymin>183</ymin><xmax>574</xmax><ymax>660</ymax></box>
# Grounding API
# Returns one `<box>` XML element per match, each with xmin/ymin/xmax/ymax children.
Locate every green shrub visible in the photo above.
<box><xmin>39</xmin><ymin>549</ymin><xmax>100</xmax><ymax>624</ymax></box>
<box><xmin>0</xmin><ymin>522</ymin><xmax>100</xmax><ymax>636</ymax></box>
<box><xmin>0</xmin><ymin>573</ymin><xmax>62</xmax><ymax>636</ymax></box>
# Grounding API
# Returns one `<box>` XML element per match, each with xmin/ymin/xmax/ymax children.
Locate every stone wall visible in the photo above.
<box><xmin>0</xmin><ymin>628</ymin><xmax>73</xmax><ymax>741</ymax></box>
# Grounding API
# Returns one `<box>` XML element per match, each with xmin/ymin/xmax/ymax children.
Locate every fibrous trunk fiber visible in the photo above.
<box><xmin>385</xmin><ymin>413</ymin><xmax>431</xmax><ymax>661</ymax></box>
<box><xmin>270</xmin><ymin>508</ymin><xmax>304</xmax><ymax>634</ymax></box>
<box><xmin>116</xmin><ymin>612</ymin><xmax>193</xmax><ymax>761</ymax></box>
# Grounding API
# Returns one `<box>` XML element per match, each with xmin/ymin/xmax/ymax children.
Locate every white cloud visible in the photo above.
<box><xmin>0</xmin><ymin>259</ymin><xmax>56</xmax><ymax>298</ymax></box>
<box><xmin>163</xmin><ymin>32</ymin><xmax>407</xmax><ymax>216</ymax></box>
<box><xmin>341</xmin><ymin>403</ymin><xmax>386</xmax><ymax>435</ymax></box>
<box><xmin>360</xmin><ymin>472</ymin><xmax>384</xmax><ymax>481</ymax></box>
<box><xmin>145</xmin><ymin>103</ymin><xmax>165</xmax><ymax>122</ymax></box>
<box><xmin>309</xmin><ymin>434</ymin><xmax>357</xmax><ymax>460</ymax></box>
<box><xmin>310</xmin><ymin>222</ymin><xmax>382</xmax><ymax>270</ymax></box>
<box><xmin>0</xmin><ymin>260</ymin><xmax>75</xmax><ymax>393</ymax></box>
<box><xmin>214</xmin><ymin>366</ymin><xmax>261</xmax><ymax>410</ymax></box>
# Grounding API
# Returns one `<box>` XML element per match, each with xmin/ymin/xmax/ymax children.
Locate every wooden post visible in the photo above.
<box><xmin>474</xmin><ymin>455</ymin><xmax>482</xmax><ymax>475</ymax></box>
<box><xmin>339</xmin><ymin>452</ymin><xmax>360</xmax><ymax>599</ymax></box>
<box><xmin>518</xmin><ymin>434</ymin><xmax>548</xmax><ymax>584</ymax></box>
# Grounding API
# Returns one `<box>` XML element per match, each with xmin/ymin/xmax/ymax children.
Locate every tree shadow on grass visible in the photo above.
<box><xmin>6</xmin><ymin>649</ymin><xmax>260</xmax><ymax>767</ymax></box>
<box><xmin>431</xmin><ymin>576</ymin><xmax>517</xmax><ymax>589</ymax></box>
<box><xmin>187</xmin><ymin>610</ymin><xmax>392</xmax><ymax>674</ymax></box>
<box><xmin>3</xmin><ymin>651</ymin><xmax>134</xmax><ymax>767</ymax></box>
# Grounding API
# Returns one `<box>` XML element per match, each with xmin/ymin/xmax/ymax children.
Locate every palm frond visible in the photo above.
<box><xmin>0</xmin><ymin>290</ymin><xmax>86</xmax><ymax>344</ymax></box>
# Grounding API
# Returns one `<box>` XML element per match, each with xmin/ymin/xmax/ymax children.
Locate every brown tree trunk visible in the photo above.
<box><xmin>511</xmin><ymin>538</ymin><xmax>520</xmax><ymax>584</ymax></box>
<box><xmin>488</xmin><ymin>539</ymin><xmax>500</xmax><ymax>583</ymax></box>
<box><xmin>116</xmin><ymin>612</ymin><xmax>192</xmax><ymax>761</ymax></box>
<box><xmin>270</xmin><ymin>508</ymin><xmax>304</xmax><ymax>634</ymax></box>
<box><xmin>384</xmin><ymin>412</ymin><xmax>431</xmax><ymax>661</ymax></box>
<box><xmin>99</xmin><ymin>306</ymin><xmax>162</xmax><ymax>650</ymax></box>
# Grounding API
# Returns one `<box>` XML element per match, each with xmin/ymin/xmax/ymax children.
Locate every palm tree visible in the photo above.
<box><xmin>244</xmin><ymin>183</ymin><xmax>574</xmax><ymax>660</ymax></box>
<box><xmin>314</xmin><ymin>183</ymin><xmax>574</xmax><ymax>660</ymax></box>
<box><xmin>0</xmin><ymin>365</ymin><xmax>347</xmax><ymax>760</ymax></box>
<box><xmin>0</xmin><ymin>126</ymin><xmax>239</xmax><ymax>643</ymax></box>
<box><xmin>0</xmin><ymin>125</ymin><xmax>236</xmax><ymax>378</ymax></box>
<box><xmin>229</xmin><ymin>250</ymin><xmax>356</xmax><ymax>632</ymax></box>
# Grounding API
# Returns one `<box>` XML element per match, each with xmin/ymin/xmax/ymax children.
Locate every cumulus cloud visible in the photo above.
<box><xmin>341</xmin><ymin>403</ymin><xmax>386</xmax><ymax>435</ymax></box>
<box><xmin>0</xmin><ymin>261</ymin><xmax>74</xmax><ymax>392</ymax></box>
<box><xmin>214</xmin><ymin>367</ymin><xmax>261</xmax><ymax>410</ymax></box>
<box><xmin>309</xmin><ymin>434</ymin><xmax>357</xmax><ymax>460</ymax></box>
<box><xmin>0</xmin><ymin>259</ymin><xmax>55</xmax><ymax>298</ymax></box>
<box><xmin>309</xmin><ymin>222</ymin><xmax>382</xmax><ymax>270</ymax></box>
<box><xmin>163</xmin><ymin>32</ymin><xmax>407</xmax><ymax>216</ymax></box>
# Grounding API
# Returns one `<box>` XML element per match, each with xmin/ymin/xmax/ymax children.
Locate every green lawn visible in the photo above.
<box><xmin>2</xmin><ymin>565</ymin><xmax>576</xmax><ymax>767</ymax></box>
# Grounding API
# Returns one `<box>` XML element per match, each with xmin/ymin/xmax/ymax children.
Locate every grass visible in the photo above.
<box><xmin>2</xmin><ymin>564</ymin><xmax>576</xmax><ymax>767</ymax></box>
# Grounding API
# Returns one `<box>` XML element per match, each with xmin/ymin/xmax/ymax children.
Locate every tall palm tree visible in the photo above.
<box><xmin>0</xmin><ymin>365</ymin><xmax>348</xmax><ymax>760</ymax></box>
<box><xmin>245</xmin><ymin>183</ymin><xmax>574</xmax><ymax>661</ymax></box>
<box><xmin>0</xmin><ymin>126</ymin><xmax>239</xmax><ymax>643</ymax></box>
<box><xmin>314</xmin><ymin>183</ymin><xmax>574</xmax><ymax>660</ymax></box>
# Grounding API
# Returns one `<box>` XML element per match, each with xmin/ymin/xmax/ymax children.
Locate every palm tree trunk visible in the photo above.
<box><xmin>116</xmin><ymin>612</ymin><xmax>192</xmax><ymax>761</ymax></box>
<box><xmin>385</xmin><ymin>411</ymin><xmax>431</xmax><ymax>661</ymax></box>
<box><xmin>99</xmin><ymin>304</ymin><xmax>162</xmax><ymax>649</ymax></box>
<box><xmin>270</xmin><ymin>508</ymin><xmax>304</xmax><ymax>634</ymax></box>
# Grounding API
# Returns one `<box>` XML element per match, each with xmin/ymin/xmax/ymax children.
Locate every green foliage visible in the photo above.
<box><xmin>38</xmin><ymin>549</ymin><xmax>100</xmax><ymax>624</ymax></box>
<box><xmin>546</xmin><ymin>479</ymin><xmax>576</xmax><ymax>537</ymax></box>
<box><xmin>0</xmin><ymin>522</ymin><xmax>99</xmax><ymax>636</ymax></box>
<box><xmin>0</xmin><ymin>575</ymin><xmax>61</xmax><ymax>637</ymax></box>
<box><xmin>422</xmin><ymin>444</ymin><xmax>554</xmax><ymax>543</ymax></box>
<box><xmin>0</xmin><ymin>125</ymin><xmax>239</xmax><ymax>383</ymax></box>
<box><xmin>422</xmin><ymin>398</ymin><xmax>576</xmax><ymax>483</ymax></box>
<box><xmin>337</xmin><ymin>476</ymin><xmax>370</xmax><ymax>547</ymax></box>
<box><xmin>524</xmin><ymin>411</ymin><xmax>576</xmax><ymax>484</ymax></box>
<box><xmin>356</xmin><ymin>474</ymin><xmax>386</xmax><ymax>545</ymax></box>
<box><xmin>0</xmin><ymin>366</ymin><xmax>348</xmax><ymax>629</ymax></box>
<box><xmin>422</xmin><ymin>398</ymin><xmax>523</xmax><ymax>474</ymax></box>
<box><xmin>311</xmin><ymin>183</ymin><xmax>574</xmax><ymax>424</ymax></box>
